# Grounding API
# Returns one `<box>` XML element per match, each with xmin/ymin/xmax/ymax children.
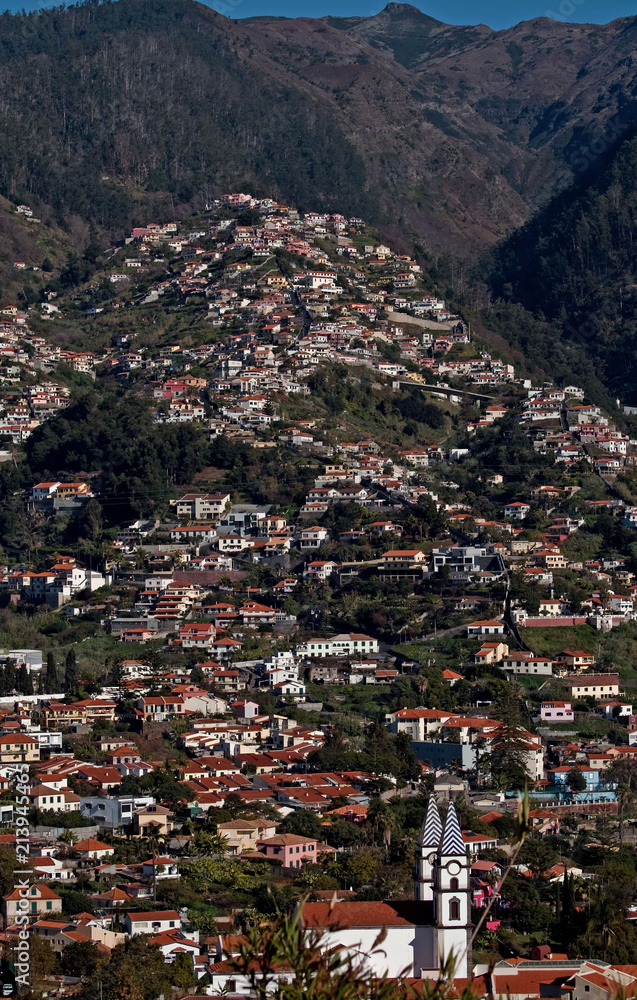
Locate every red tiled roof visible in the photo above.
<box><xmin>300</xmin><ymin>901</ymin><xmax>420</xmax><ymax>929</ymax></box>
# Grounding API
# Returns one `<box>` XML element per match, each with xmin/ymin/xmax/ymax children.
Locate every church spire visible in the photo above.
<box><xmin>414</xmin><ymin>795</ymin><xmax>441</xmax><ymax>902</ymax></box>
<box><xmin>439</xmin><ymin>801</ymin><xmax>465</xmax><ymax>856</ymax></box>
<box><xmin>420</xmin><ymin>795</ymin><xmax>442</xmax><ymax>847</ymax></box>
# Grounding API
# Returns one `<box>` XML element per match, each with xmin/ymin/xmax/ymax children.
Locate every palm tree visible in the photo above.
<box><xmin>134</xmin><ymin>546</ymin><xmax>149</xmax><ymax>571</ymax></box>
<box><xmin>210</xmin><ymin>832</ymin><xmax>230</xmax><ymax>855</ymax></box>
<box><xmin>617</xmin><ymin>782</ymin><xmax>634</xmax><ymax>843</ymax></box>
<box><xmin>367</xmin><ymin>798</ymin><xmax>396</xmax><ymax>852</ymax></box>
<box><xmin>145</xmin><ymin>827</ymin><xmax>165</xmax><ymax>902</ymax></box>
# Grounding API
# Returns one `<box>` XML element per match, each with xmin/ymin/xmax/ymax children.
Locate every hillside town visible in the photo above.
<box><xmin>1</xmin><ymin>193</ymin><xmax>637</xmax><ymax>999</ymax></box>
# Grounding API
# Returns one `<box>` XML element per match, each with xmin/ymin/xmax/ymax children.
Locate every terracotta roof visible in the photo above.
<box><xmin>126</xmin><ymin>910</ymin><xmax>180</xmax><ymax>922</ymax></box>
<box><xmin>74</xmin><ymin>838</ymin><xmax>113</xmax><ymax>852</ymax></box>
<box><xmin>260</xmin><ymin>834</ymin><xmax>316</xmax><ymax>846</ymax></box>
<box><xmin>300</xmin><ymin>900</ymin><xmax>432</xmax><ymax>929</ymax></box>
<box><xmin>4</xmin><ymin>883</ymin><xmax>61</xmax><ymax>901</ymax></box>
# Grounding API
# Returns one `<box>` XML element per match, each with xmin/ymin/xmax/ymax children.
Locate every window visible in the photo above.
<box><xmin>450</xmin><ymin>877</ymin><xmax>459</xmax><ymax>891</ymax></box>
<box><xmin>449</xmin><ymin>899</ymin><xmax>460</xmax><ymax>921</ymax></box>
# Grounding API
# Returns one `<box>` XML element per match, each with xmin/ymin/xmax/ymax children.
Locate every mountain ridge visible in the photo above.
<box><xmin>0</xmin><ymin>0</ymin><xmax>636</xmax><ymax>257</ymax></box>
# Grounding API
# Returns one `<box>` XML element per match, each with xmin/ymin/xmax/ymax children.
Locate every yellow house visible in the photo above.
<box><xmin>216</xmin><ymin>819</ymin><xmax>277</xmax><ymax>855</ymax></box>
<box><xmin>474</xmin><ymin>641</ymin><xmax>509</xmax><ymax>664</ymax></box>
<box><xmin>132</xmin><ymin>804</ymin><xmax>175</xmax><ymax>837</ymax></box>
<box><xmin>2</xmin><ymin>884</ymin><xmax>62</xmax><ymax>926</ymax></box>
<box><xmin>0</xmin><ymin>733</ymin><xmax>40</xmax><ymax>763</ymax></box>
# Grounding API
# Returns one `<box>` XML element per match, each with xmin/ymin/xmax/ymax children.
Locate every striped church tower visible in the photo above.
<box><xmin>414</xmin><ymin>795</ymin><xmax>442</xmax><ymax>902</ymax></box>
<box><xmin>434</xmin><ymin>801</ymin><xmax>471</xmax><ymax>977</ymax></box>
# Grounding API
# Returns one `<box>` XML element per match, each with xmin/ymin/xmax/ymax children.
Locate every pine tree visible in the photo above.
<box><xmin>65</xmin><ymin>648</ymin><xmax>78</xmax><ymax>694</ymax></box>
<box><xmin>17</xmin><ymin>664</ymin><xmax>32</xmax><ymax>695</ymax></box>
<box><xmin>4</xmin><ymin>661</ymin><xmax>16</xmax><ymax>695</ymax></box>
<box><xmin>45</xmin><ymin>652</ymin><xmax>58</xmax><ymax>694</ymax></box>
<box><xmin>490</xmin><ymin>686</ymin><xmax>532</xmax><ymax>791</ymax></box>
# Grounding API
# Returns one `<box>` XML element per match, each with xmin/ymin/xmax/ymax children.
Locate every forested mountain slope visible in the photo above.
<box><xmin>1</xmin><ymin>0</ymin><xmax>637</xmax><ymax>254</ymax></box>
<box><xmin>483</xmin><ymin>127</ymin><xmax>637</xmax><ymax>402</ymax></box>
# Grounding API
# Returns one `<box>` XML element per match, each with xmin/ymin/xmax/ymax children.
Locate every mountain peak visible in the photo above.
<box><xmin>383</xmin><ymin>3</ymin><xmax>422</xmax><ymax>12</ymax></box>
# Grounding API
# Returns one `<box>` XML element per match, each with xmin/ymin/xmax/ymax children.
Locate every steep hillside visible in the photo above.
<box><xmin>0</xmin><ymin>196</ymin><xmax>73</xmax><ymax>304</ymax></box>
<box><xmin>1</xmin><ymin>0</ymin><xmax>637</xmax><ymax>258</ymax></box>
<box><xmin>483</xmin><ymin>125</ymin><xmax>637</xmax><ymax>403</ymax></box>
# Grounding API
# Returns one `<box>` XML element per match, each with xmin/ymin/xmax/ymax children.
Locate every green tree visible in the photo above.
<box><xmin>566</xmin><ymin>768</ymin><xmax>587</xmax><ymax>792</ymax></box>
<box><xmin>188</xmin><ymin>908</ymin><xmax>219</xmax><ymax>937</ymax></box>
<box><xmin>92</xmin><ymin>937</ymin><xmax>173</xmax><ymax>1000</ymax></box>
<box><xmin>45</xmin><ymin>651</ymin><xmax>59</xmax><ymax>693</ymax></box>
<box><xmin>171</xmin><ymin>951</ymin><xmax>196</xmax><ymax>991</ymax></box>
<box><xmin>490</xmin><ymin>687</ymin><xmax>531</xmax><ymax>791</ymax></box>
<box><xmin>17</xmin><ymin>663</ymin><xmax>32</xmax><ymax>694</ymax></box>
<box><xmin>280</xmin><ymin>810</ymin><xmax>323</xmax><ymax>840</ymax></box>
<box><xmin>519</xmin><ymin>837</ymin><xmax>558</xmax><ymax>878</ymax></box>
<box><xmin>77</xmin><ymin>498</ymin><xmax>103</xmax><ymax>543</ymax></box>
<box><xmin>61</xmin><ymin>939</ymin><xmax>104</xmax><ymax>979</ymax></box>
<box><xmin>331</xmin><ymin>848</ymin><xmax>378</xmax><ymax>888</ymax></box>
<box><xmin>30</xmin><ymin>934</ymin><xmax>58</xmax><ymax>989</ymax></box>
<box><xmin>64</xmin><ymin>647</ymin><xmax>78</xmax><ymax>694</ymax></box>
<box><xmin>191</xmin><ymin>829</ymin><xmax>229</xmax><ymax>855</ymax></box>
<box><xmin>0</xmin><ymin>847</ymin><xmax>27</xmax><ymax>895</ymax></box>
<box><xmin>500</xmin><ymin>877</ymin><xmax>552</xmax><ymax>934</ymax></box>
<box><xmin>366</xmin><ymin>798</ymin><xmax>397</xmax><ymax>851</ymax></box>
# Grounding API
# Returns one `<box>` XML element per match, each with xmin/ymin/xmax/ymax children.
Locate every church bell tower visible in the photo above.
<box><xmin>433</xmin><ymin>801</ymin><xmax>471</xmax><ymax>977</ymax></box>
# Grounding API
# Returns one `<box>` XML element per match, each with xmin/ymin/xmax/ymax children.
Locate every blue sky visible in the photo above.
<box><xmin>231</xmin><ymin>0</ymin><xmax>632</xmax><ymax>29</ymax></box>
<box><xmin>5</xmin><ymin>0</ymin><xmax>636</xmax><ymax>29</ymax></box>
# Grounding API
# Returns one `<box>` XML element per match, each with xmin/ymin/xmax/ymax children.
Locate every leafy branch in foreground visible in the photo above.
<box><xmin>224</xmin><ymin>791</ymin><xmax>531</xmax><ymax>1000</ymax></box>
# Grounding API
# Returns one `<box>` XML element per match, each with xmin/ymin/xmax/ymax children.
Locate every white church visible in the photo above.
<box><xmin>206</xmin><ymin>799</ymin><xmax>473</xmax><ymax>993</ymax></box>
<box><xmin>300</xmin><ymin>798</ymin><xmax>472</xmax><ymax>980</ymax></box>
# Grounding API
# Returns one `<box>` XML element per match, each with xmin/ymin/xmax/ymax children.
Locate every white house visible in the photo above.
<box><xmin>124</xmin><ymin>910</ymin><xmax>183</xmax><ymax>936</ymax></box>
<box><xmin>466</xmin><ymin>620</ymin><xmax>506</xmax><ymax>637</ymax></box>
<box><xmin>295</xmin><ymin>633</ymin><xmax>379</xmax><ymax>658</ymax></box>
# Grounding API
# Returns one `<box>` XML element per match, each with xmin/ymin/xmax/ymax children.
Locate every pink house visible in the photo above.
<box><xmin>258</xmin><ymin>833</ymin><xmax>318</xmax><ymax>868</ymax></box>
<box><xmin>179</xmin><ymin>623</ymin><xmax>216</xmax><ymax>648</ymax></box>
<box><xmin>540</xmin><ymin>701</ymin><xmax>574</xmax><ymax>722</ymax></box>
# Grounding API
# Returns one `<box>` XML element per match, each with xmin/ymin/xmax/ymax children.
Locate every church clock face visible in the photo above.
<box><xmin>447</xmin><ymin>861</ymin><xmax>461</xmax><ymax>876</ymax></box>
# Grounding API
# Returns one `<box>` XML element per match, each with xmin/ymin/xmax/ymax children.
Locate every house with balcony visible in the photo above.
<box><xmin>216</xmin><ymin>819</ymin><xmax>277</xmax><ymax>855</ymax></box>
<box><xmin>137</xmin><ymin>696</ymin><xmax>185</xmax><ymax>721</ymax></box>
<box><xmin>3</xmin><ymin>883</ymin><xmax>62</xmax><ymax>926</ymax></box>
<box><xmin>295</xmin><ymin>633</ymin><xmax>378</xmax><ymax>658</ymax></box>
<box><xmin>178</xmin><ymin>622</ymin><xmax>216</xmax><ymax>649</ymax></box>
